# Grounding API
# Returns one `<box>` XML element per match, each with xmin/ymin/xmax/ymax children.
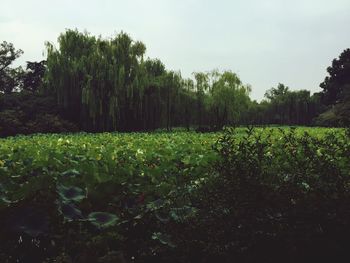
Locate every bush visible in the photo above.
<box><xmin>314</xmin><ymin>101</ymin><xmax>350</xmax><ymax>127</ymax></box>
<box><xmin>0</xmin><ymin>109</ymin><xmax>25</xmax><ymax>137</ymax></box>
<box><xmin>163</xmin><ymin>127</ymin><xmax>350</xmax><ymax>262</ymax></box>
<box><xmin>0</xmin><ymin>92</ymin><xmax>78</xmax><ymax>137</ymax></box>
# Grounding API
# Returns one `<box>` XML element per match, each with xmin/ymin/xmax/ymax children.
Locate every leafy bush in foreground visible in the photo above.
<box><xmin>163</xmin><ymin>127</ymin><xmax>350</xmax><ymax>262</ymax></box>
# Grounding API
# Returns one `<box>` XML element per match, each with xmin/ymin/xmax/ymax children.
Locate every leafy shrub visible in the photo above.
<box><xmin>0</xmin><ymin>92</ymin><xmax>78</xmax><ymax>137</ymax></box>
<box><xmin>314</xmin><ymin>100</ymin><xmax>350</xmax><ymax>127</ymax></box>
<box><xmin>164</xmin><ymin>127</ymin><xmax>350</xmax><ymax>262</ymax></box>
<box><xmin>0</xmin><ymin>109</ymin><xmax>25</xmax><ymax>136</ymax></box>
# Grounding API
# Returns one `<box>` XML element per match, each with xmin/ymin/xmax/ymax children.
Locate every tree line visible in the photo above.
<box><xmin>0</xmin><ymin>29</ymin><xmax>349</xmax><ymax>135</ymax></box>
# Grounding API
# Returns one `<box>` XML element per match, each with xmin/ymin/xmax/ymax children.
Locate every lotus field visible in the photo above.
<box><xmin>0</xmin><ymin>127</ymin><xmax>349</xmax><ymax>262</ymax></box>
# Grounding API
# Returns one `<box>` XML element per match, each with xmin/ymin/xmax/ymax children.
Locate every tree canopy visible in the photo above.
<box><xmin>44</xmin><ymin>30</ymin><xmax>257</xmax><ymax>132</ymax></box>
<box><xmin>315</xmin><ymin>48</ymin><xmax>350</xmax><ymax>126</ymax></box>
<box><xmin>1</xmin><ymin>29</ymin><xmax>347</xmax><ymax>136</ymax></box>
<box><xmin>0</xmin><ymin>41</ymin><xmax>24</xmax><ymax>94</ymax></box>
<box><xmin>320</xmin><ymin>48</ymin><xmax>350</xmax><ymax>105</ymax></box>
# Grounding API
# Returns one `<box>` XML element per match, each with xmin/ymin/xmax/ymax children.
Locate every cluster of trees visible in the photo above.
<box><xmin>0</xmin><ymin>41</ymin><xmax>76</xmax><ymax>136</ymax></box>
<box><xmin>0</xmin><ymin>41</ymin><xmax>46</xmax><ymax>94</ymax></box>
<box><xmin>249</xmin><ymin>84</ymin><xmax>324</xmax><ymax>125</ymax></box>
<box><xmin>44</xmin><ymin>30</ymin><xmax>252</xmax><ymax>132</ymax></box>
<box><xmin>0</xmin><ymin>29</ymin><xmax>349</xmax><ymax>136</ymax></box>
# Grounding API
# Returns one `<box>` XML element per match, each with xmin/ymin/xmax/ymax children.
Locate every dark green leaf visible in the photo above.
<box><xmin>58</xmin><ymin>202</ymin><xmax>84</xmax><ymax>221</ymax></box>
<box><xmin>152</xmin><ymin>232</ymin><xmax>176</xmax><ymax>248</ymax></box>
<box><xmin>88</xmin><ymin>212</ymin><xmax>119</xmax><ymax>229</ymax></box>
<box><xmin>57</xmin><ymin>185</ymin><xmax>86</xmax><ymax>202</ymax></box>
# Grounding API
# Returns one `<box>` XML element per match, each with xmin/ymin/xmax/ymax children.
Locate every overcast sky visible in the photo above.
<box><xmin>1</xmin><ymin>0</ymin><xmax>349</xmax><ymax>100</ymax></box>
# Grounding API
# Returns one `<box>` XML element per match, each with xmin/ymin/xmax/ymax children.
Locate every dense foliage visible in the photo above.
<box><xmin>45</xmin><ymin>30</ymin><xmax>148</xmax><ymax>131</ymax></box>
<box><xmin>44</xmin><ymin>30</ymin><xmax>253</xmax><ymax>132</ymax></box>
<box><xmin>0</xmin><ymin>92</ymin><xmax>78</xmax><ymax>137</ymax></box>
<box><xmin>320</xmin><ymin>48</ymin><xmax>350</xmax><ymax>106</ymax></box>
<box><xmin>0</xmin><ymin>41</ymin><xmax>24</xmax><ymax>94</ymax></box>
<box><xmin>250</xmin><ymin>84</ymin><xmax>323</xmax><ymax>125</ymax></box>
<box><xmin>0</xmin><ymin>40</ymin><xmax>78</xmax><ymax>137</ymax></box>
<box><xmin>44</xmin><ymin>30</ymin><xmax>326</xmax><ymax>131</ymax></box>
<box><xmin>0</xmin><ymin>127</ymin><xmax>349</xmax><ymax>262</ymax></box>
<box><xmin>175</xmin><ymin>127</ymin><xmax>350</xmax><ymax>262</ymax></box>
<box><xmin>0</xmin><ymin>130</ymin><xmax>217</xmax><ymax>262</ymax></box>
<box><xmin>1</xmin><ymin>31</ymin><xmax>348</xmax><ymax>136</ymax></box>
<box><xmin>317</xmin><ymin>48</ymin><xmax>350</xmax><ymax>126</ymax></box>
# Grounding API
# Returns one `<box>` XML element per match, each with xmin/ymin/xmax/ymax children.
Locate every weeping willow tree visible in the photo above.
<box><xmin>142</xmin><ymin>58</ymin><xmax>166</xmax><ymax>130</ymax></box>
<box><xmin>44</xmin><ymin>29</ymin><xmax>258</xmax><ymax>131</ymax></box>
<box><xmin>210</xmin><ymin>71</ymin><xmax>251</xmax><ymax>127</ymax></box>
<box><xmin>45</xmin><ymin>29</ymin><xmax>146</xmax><ymax>131</ymax></box>
<box><xmin>193</xmin><ymin>72</ymin><xmax>210</xmax><ymax>128</ymax></box>
<box><xmin>158</xmin><ymin>70</ymin><xmax>180</xmax><ymax>131</ymax></box>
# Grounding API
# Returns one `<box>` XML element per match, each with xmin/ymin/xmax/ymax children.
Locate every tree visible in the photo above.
<box><xmin>182</xmin><ymin>78</ymin><xmax>195</xmax><ymax>131</ymax></box>
<box><xmin>320</xmin><ymin>48</ymin><xmax>350</xmax><ymax>105</ymax></box>
<box><xmin>314</xmin><ymin>49</ymin><xmax>350</xmax><ymax>126</ymax></box>
<box><xmin>210</xmin><ymin>71</ymin><xmax>250</xmax><ymax>127</ymax></box>
<box><xmin>0</xmin><ymin>42</ymin><xmax>23</xmax><ymax>72</ymax></box>
<box><xmin>264</xmin><ymin>83</ymin><xmax>290</xmax><ymax>124</ymax></box>
<box><xmin>0</xmin><ymin>41</ymin><xmax>23</xmax><ymax>93</ymax></box>
<box><xmin>22</xmin><ymin>60</ymin><xmax>46</xmax><ymax>93</ymax></box>
<box><xmin>162</xmin><ymin>71</ymin><xmax>182</xmax><ymax>131</ymax></box>
<box><xmin>257</xmin><ymin>83</ymin><xmax>321</xmax><ymax>126</ymax></box>
<box><xmin>45</xmin><ymin>30</ymin><xmax>147</xmax><ymax>131</ymax></box>
<box><xmin>193</xmin><ymin>72</ymin><xmax>209</xmax><ymax>128</ymax></box>
<box><xmin>143</xmin><ymin>59</ymin><xmax>166</xmax><ymax>130</ymax></box>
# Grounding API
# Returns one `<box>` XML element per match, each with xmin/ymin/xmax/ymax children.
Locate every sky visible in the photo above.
<box><xmin>1</xmin><ymin>0</ymin><xmax>349</xmax><ymax>101</ymax></box>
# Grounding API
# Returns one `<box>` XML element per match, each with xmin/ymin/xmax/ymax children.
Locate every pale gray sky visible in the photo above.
<box><xmin>1</xmin><ymin>0</ymin><xmax>349</xmax><ymax>100</ymax></box>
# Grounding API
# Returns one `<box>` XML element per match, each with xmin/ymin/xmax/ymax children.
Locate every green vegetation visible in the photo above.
<box><xmin>316</xmin><ymin>48</ymin><xmax>350</xmax><ymax>126</ymax></box>
<box><xmin>0</xmin><ymin>92</ymin><xmax>78</xmax><ymax>137</ymax></box>
<box><xmin>0</xmin><ymin>130</ymin><xmax>218</xmax><ymax>262</ymax></box>
<box><xmin>0</xmin><ymin>127</ymin><xmax>349</xmax><ymax>262</ymax></box>
<box><xmin>1</xmin><ymin>30</ymin><xmax>349</xmax><ymax>137</ymax></box>
<box><xmin>0</xmin><ymin>28</ymin><xmax>349</xmax><ymax>262</ymax></box>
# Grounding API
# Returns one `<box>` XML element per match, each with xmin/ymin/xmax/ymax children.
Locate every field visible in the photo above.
<box><xmin>0</xmin><ymin>127</ymin><xmax>349</xmax><ymax>262</ymax></box>
<box><xmin>0</xmin><ymin>131</ymin><xmax>218</xmax><ymax>203</ymax></box>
